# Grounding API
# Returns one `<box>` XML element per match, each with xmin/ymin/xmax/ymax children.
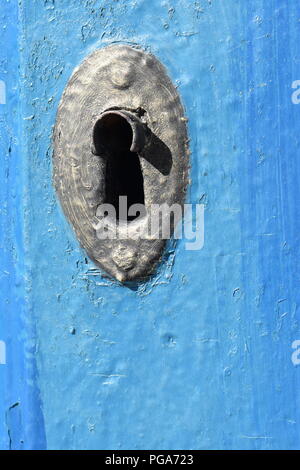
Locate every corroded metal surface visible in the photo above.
<box><xmin>53</xmin><ymin>44</ymin><xmax>189</xmax><ymax>282</ymax></box>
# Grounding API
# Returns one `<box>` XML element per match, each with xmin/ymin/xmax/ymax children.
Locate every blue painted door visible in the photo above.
<box><xmin>1</xmin><ymin>0</ymin><xmax>300</xmax><ymax>450</ymax></box>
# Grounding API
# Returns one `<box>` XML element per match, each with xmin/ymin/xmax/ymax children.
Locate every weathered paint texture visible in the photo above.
<box><xmin>1</xmin><ymin>0</ymin><xmax>300</xmax><ymax>450</ymax></box>
<box><xmin>0</xmin><ymin>0</ymin><xmax>46</xmax><ymax>450</ymax></box>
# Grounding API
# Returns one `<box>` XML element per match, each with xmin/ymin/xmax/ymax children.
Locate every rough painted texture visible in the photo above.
<box><xmin>1</xmin><ymin>0</ymin><xmax>300</xmax><ymax>450</ymax></box>
<box><xmin>0</xmin><ymin>0</ymin><xmax>46</xmax><ymax>450</ymax></box>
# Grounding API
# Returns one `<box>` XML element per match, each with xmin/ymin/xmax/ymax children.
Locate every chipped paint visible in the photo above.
<box><xmin>1</xmin><ymin>0</ymin><xmax>300</xmax><ymax>451</ymax></box>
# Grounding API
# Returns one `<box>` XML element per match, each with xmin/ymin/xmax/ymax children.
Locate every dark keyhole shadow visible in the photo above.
<box><xmin>142</xmin><ymin>131</ymin><xmax>173</xmax><ymax>176</ymax></box>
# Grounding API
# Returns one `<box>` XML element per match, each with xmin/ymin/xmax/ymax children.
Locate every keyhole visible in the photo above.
<box><xmin>93</xmin><ymin>112</ymin><xmax>145</xmax><ymax>221</ymax></box>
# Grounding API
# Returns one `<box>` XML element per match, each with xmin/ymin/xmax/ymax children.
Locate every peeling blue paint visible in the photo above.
<box><xmin>0</xmin><ymin>0</ymin><xmax>46</xmax><ymax>450</ymax></box>
<box><xmin>1</xmin><ymin>0</ymin><xmax>300</xmax><ymax>450</ymax></box>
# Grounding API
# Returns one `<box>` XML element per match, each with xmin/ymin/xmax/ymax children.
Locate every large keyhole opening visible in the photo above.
<box><xmin>93</xmin><ymin>112</ymin><xmax>145</xmax><ymax>222</ymax></box>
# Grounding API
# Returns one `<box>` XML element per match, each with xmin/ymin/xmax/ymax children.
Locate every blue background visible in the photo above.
<box><xmin>1</xmin><ymin>0</ymin><xmax>300</xmax><ymax>450</ymax></box>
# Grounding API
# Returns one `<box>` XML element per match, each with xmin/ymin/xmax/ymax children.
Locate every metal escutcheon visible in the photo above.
<box><xmin>53</xmin><ymin>44</ymin><xmax>189</xmax><ymax>282</ymax></box>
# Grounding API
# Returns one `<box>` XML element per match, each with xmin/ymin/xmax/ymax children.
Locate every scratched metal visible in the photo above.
<box><xmin>53</xmin><ymin>45</ymin><xmax>189</xmax><ymax>282</ymax></box>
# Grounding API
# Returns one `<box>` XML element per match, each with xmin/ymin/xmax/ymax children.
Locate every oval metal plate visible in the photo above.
<box><xmin>53</xmin><ymin>44</ymin><xmax>189</xmax><ymax>282</ymax></box>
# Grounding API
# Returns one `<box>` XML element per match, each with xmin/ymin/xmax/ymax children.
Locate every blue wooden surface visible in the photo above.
<box><xmin>0</xmin><ymin>0</ymin><xmax>46</xmax><ymax>450</ymax></box>
<box><xmin>1</xmin><ymin>0</ymin><xmax>300</xmax><ymax>450</ymax></box>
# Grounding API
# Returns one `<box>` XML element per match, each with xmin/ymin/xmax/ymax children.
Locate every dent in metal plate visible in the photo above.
<box><xmin>53</xmin><ymin>44</ymin><xmax>189</xmax><ymax>282</ymax></box>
